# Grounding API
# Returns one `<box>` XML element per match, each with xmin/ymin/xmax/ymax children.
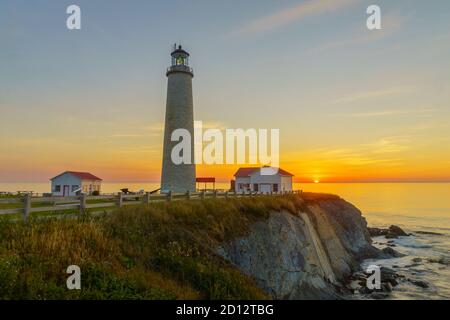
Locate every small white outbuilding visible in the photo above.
<box><xmin>50</xmin><ymin>171</ymin><xmax>102</xmax><ymax>196</ymax></box>
<box><xmin>233</xmin><ymin>167</ymin><xmax>294</xmax><ymax>194</ymax></box>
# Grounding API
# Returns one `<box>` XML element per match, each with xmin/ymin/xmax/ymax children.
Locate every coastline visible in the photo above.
<box><xmin>1</xmin><ymin>184</ymin><xmax>449</xmax><ymax>299</ymax></box>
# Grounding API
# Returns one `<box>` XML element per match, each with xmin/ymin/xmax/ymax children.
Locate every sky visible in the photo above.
<box><xmin>1</xmin><ymin>0</ymin><xmax>450</xmax><ymax>183</ymax></box>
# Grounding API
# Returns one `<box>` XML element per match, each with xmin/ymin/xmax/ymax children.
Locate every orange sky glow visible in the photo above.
<box><xmin>1</xmin><ymin>1</ymin><xmax>450</xmax><ymax>183</ymax></box>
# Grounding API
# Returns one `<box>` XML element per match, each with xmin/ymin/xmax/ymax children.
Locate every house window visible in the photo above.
<box><xmin>253</xmin><ymin>184</ymin><xmax>259</xmax><ymax>192</ymax></box>
<box><xmin>238</xmin><ymin>183</ymin><xmax>251</xmax><ymax>191</ymax></box>
<box><xmin>54</xmin><ymin>185</ymin><xmax>61</xmax><ymax>192</ymax></box>
<box><xmin>273</xmin><ymin>184</ymin><xmax>279</xmax><ymax>192</ymax></box>
<box><xmin>71</xmin><ymin>185</ymin><xmax>79</xmax><ymax>192</ymax></box>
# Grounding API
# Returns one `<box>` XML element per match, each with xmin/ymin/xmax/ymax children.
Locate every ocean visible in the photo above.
<box><xmin>303</xmin><ymin>183</ymin><xmax>450</xmax><ymax>300</ymax></box>
<box><xmin>1</xmin><ymin>182</ymin><xmax>449</xmax><ymax>299</ymax></box>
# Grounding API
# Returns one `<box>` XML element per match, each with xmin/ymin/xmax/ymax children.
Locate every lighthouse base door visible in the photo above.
<box><xmin>260</xmin><ymin>184</ymin><xmax>272</xmax><ymax>194</ymax></box>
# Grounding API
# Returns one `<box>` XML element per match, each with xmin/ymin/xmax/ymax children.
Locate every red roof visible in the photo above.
<box><xmin>234</xmin><ymin>167</ymin><xmax>259</xmax><ymax>177</ymax></box>
<box><xmin>51</xmin><ymin>171</ymin><xmax>102</xmax><ymax>181</ymax></box>
<box><xmin>234</xmin><ymin>167</ymin><xmax>294</xmax><ymax>177</ymax></box>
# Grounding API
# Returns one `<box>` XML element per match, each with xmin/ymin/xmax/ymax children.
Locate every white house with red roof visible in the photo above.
<box><xmin>50</xmin><ymin>171</ymin><xmax>102</xmax><ymax>196</ymax></box>
<box><xmin>233</xmin><ymin>167</ymin><xmax>294</xmax><ymax>194</ymax></box>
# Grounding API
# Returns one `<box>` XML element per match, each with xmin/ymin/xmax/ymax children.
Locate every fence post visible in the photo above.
<box><xmin>23</xmin><ymin>193</ymin><xmax>31</xmax><ymax>222</ymax></box>
<box><xmin>225</xmin><ymin>191</ymin><xmax>228</xmax><ymax>199</ymax></box>
<box><xmin>167</xmin><ymin>191</ymin><xmax>172</xmax><ymax>201</ymax></box>
<box><xmin>200</xmin><ymin>191</ymin><xmax>205</xmax><ymax>200</ymax></box>
<box><xmin>186</xmin><ymin>191</ymin><xmax>191</xmax><ymax>200</ymax></box>
<box><xmin>79</xmin><ymin>193</ymin><xmax>86</xmax><ymax>216</ymax></box>
<box><xmin>213</xmin><ymin>190</ymin><xmax>217</xmax><ymax>198</ymax></box>
<box><xmin>143</xmin><ymin>192</ymin><xmax>150</xmax><ymax>206</ymax></box>
<box><xmin>117</xmin><ymin>192</ymin><xmax>123</xmax><ymax>207</ymax></box>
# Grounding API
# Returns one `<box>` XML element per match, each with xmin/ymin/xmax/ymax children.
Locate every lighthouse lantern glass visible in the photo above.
<box><xmin>176</xmin><ymin>56</ymin><xmax>184</xmax><ymax>65</ymax></box>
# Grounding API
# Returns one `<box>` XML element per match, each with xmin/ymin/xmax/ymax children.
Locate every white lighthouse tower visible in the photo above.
<box><xmin>161</xmin><ymin>45</ymin><xmax>196</xmax><ymax>193</ymax></box>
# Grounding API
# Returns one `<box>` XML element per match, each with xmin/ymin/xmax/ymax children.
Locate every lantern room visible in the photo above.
<box><xmin>167</xmin><ymin>44</ymin><xmax>193</xmax><ymax>77</ymax></box>
<box><xmin>171</xmin><ymin>45</ymin><xmax>190</xmax><ymax>66</ymax></box>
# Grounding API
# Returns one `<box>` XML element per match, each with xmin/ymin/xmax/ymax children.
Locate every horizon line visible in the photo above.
<box><xmin>2</xmin><ymin>180</ymin><xmax>450</xmax><ymax>184</ymax></box>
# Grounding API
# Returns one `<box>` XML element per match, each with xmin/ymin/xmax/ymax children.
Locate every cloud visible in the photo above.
<box><xmin>332</xmin><ymin>87</ymin><xmax>413</xmax><ymax>104</ymax></box>
<box><xmin>285</xmin><ymin>136</ymin><xmax>411</xmax><ymax>167</ymax></box>
<box><xmin>111</xmin><ymin>146</ymin><xmax>161</xmax><ymax>155</ymax></box>
<box><xmin>109</xmin><ymin>133</ymin><xmax>145</xmax><ymax>138</ymax></box>
<box><xmin>143</xmin><ymin>122</ymin><xmax>165</xmax><ymax>133</ymax></box>
<box><xmin>197</xmin><ymin>121</ymin><xmax>228</xmax><ymax>130</ymax></box>
<box><xmin>308</xmin><ymin>11</ymin><xmax>411</xmax><ymax>53</ymax></box>
<box><xmin>362</xmin><ymin>137</ymin><xmax>411</xmax><ymax>154</ymax></box>
<box><xmin>237</xmin><ymin>0</ymin><xmax>358</xmax><ymax>34</ymax></box>
<box><xmin>349</xmin><ymin>108</ymin><xmax>439</xmax><ymax>118</ymax></box>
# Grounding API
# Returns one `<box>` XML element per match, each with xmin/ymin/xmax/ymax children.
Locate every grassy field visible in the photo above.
<box><xmin>0</xmin><ymin>194</ymin><xmax>308</xmax><ymax>300</ymax></box>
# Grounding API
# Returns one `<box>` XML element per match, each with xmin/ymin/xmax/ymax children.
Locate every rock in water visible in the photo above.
<box><xmin>368</xmin><ymin>225</ymin><xmax>409</xmax><ymax>239</ymax></box>
<box><xmin>368</xmin><ymin>227</ymin><xmax>388</xmax><ymax>237</ymax></box>
<box><xmin>365</xmin><ymin>266</ymin><xmax>400</xmax><ymax>287</ymax></box>
<box><xmin>427</xmin><ymin>257</ymin><xmax>450</xmax><ymax>265</ymax></box>
<box><xmin>371</xmin><ymin>292</ymin><xmax>390</xmax><ymax>300</ymax></box>
<box><xmin>388</xmin><ymin>225</ymin><xmax>409</xmax><ymax>237</ymax></box>
<box><xmin>414</xmin><ymin>230</ymin><xmax>443</xmax><ymax>236</ymax></box>
<box><xmin>385</xmin><ymin>233</ymin><xmax>398</xmax><ymax>239</ymax></box>
<box><xmin>382</xmin><ymin>282</ymin><xmax>393</xmax><ymax>292</ymax></box>
<box><xmin>409</xmin><ymin>279</ymin><xmax>430</xmax><ymax>288</ymax></box>
<box><xmin>381</xmin><ymin>246</ymin><xmax>405</xmax><ymax>258</ymax></box>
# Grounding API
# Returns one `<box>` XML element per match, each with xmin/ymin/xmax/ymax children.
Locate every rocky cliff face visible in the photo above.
<box><xmin>218</xmin><ymin>195</ymin><xmax>382</xmax><ymax>299</ymax></box>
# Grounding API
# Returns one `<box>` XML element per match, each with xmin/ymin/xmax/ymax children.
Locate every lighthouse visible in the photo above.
<box><xmin>161</xmin><ymin>45</ymin><xmax>196</xmax><ymax>193</ymax></box>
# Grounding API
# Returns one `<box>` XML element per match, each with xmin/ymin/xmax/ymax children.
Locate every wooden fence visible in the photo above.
<box><xmin>0</xmin><ymin>190</ymin><xmax>302</xmax><ymax>222</ymax></box>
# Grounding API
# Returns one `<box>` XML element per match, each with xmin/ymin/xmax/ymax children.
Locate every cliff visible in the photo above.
<box><xmin>0</xmin><ymin>193</ymin><xmax>381</xmax><ymax>299</ymax></box>
<box><xmin>218</xmin><ymin>193</ymin><xmax>382</xmax><ymax>299</ymax></box>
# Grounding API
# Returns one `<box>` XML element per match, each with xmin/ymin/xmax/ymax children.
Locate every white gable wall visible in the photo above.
<box><xmin>51</xmin><ymin>174</ymin><xmax>82</xmax><ymax>196</ymax></box>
